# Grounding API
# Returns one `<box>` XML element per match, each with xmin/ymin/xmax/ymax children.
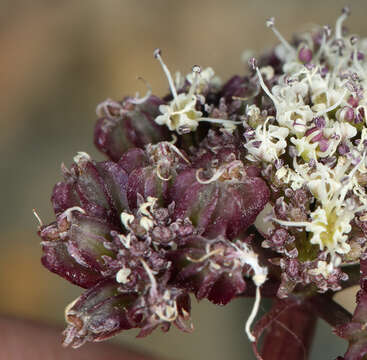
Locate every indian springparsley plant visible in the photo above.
<box><xmin>36</xmin><ymin>7</ymin><xmax>367</xmax><ymax>359</ymax></box>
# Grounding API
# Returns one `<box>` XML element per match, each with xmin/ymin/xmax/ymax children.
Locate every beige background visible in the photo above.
<box><xmin>0</xmin><ymin>1</ymin><xmax>364</xmax><ymax>359</ymax></box>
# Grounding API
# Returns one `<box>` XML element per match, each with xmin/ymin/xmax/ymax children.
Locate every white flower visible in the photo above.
<box><xmin>154</xmin><ymin>50</ymin><xmax>240</xmax><ymax>133</ymax></box>
<box><xmin>256</xmin><ymin>67</ymin><xmax>314</xmax><ymax>136</ymax></box>
<box><xmin>245</xmin><ymin>118</ymin><xmax>289</xmax><ymax>162</ymax></box>
<box><xmin>274</xmin><ymin>156</ymin><xmax>367</xmax><ymax>257</ymax></box>
<box><xmin>155</xmin><ymin>93</ymin><xmax>203</xmax><ymax>133</ymax></box>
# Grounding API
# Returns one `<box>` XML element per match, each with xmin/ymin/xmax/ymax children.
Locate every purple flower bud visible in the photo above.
<box><xmin>314</xmin><ymin>116</ymin><xmax>326</xmax><ymax>129</ymax></box>
<box><xmin>271</xmin><ymin>228</ymin><xmax>288</xmax><ymax>246</ymax></box>
<box><xmin>320</xmin><ymin>66</ymin><xmax>329</xmax><ymax>77</ymax></box>
<box><xmin>348</xmin><ymin>95</ymin><xmax>360</xmax><ymax>108</ymax></box>
<box><xmin>298</xmin><ymin>47</ymin><xmax>313</xmax><ymax>64</ymax></box>
<box><xmin>356</xmin><ymin>107</ymin><xmax>365</xmax><ymax>123</ymax></box>
<box><xmin>340</xmin><ymin>106</ymin><xmax>355</xmax><ymax>122</ymax></box>
<box><xmin>220</xmin><ymin>75</ymin><xmax>257</xmax><ymax>103</ymax></box>
<box><xmin>318</xmin><ymin>139</ymin><xmax>329</xmax><ymax>152</ymax></box>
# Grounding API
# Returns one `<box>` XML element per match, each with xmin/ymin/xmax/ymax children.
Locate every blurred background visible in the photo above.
<box><xmin>0</xmin><ymin>0</ymin><xmax>365</xmax><ymax>359</ymax></box>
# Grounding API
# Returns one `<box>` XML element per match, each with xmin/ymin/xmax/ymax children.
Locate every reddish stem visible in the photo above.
<box><xmin>259</xmin><ymin>300</ymin><xmax>317</xmax><ymax>360</ymax></box>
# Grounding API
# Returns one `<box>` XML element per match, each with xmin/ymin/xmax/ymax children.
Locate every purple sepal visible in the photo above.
<box><xmin>118</xmin><ymin>148</ymin><xmax>149</xmax><ymax>174</ymax></box>
<box><xmin>63</xmin><ymin>279</ymin><xmax>137</xmax><ymax>348</ymax></box>
<box><xmin>94</xmin><ymin>96</ymin><xmax>170</xmax><ymax>162</ymax></box>
<box><xmin>40</xmin><ymin>223</ymin><xmax>105</xmax><ymax>288</ymax></box>
<box><xmin>127</xmin><ymin>166</ymin><xmax>170</xmax><ymax>210</ymax></box>
<box><xmin>52</xmin><ymin>158</ymin><xmax>129</xmax><ymax>223</ymax></box>
<box><xmin>170</xmin><ymin>168</ymin><xmax>269</xmax><ymax>239</ymax></box>
<box><xmin>40</xmin><ymin>213</ymin><xmax>118</xmax><ymax>288</ymax></box>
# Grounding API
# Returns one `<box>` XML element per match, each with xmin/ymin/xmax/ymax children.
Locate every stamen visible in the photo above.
<box><xmin>335</xmin><ymin>6</ymin><xmax>350</xmax><ymax>39</ymax></box>
<box><xmin>96</xmin><ymin>99</ymin><xmax>124</xmax><ymax>118</ymax></box>
<box><xmin>169</xmin><ymin>133</ymin><xmax>178</xmax><ymax>144</ymax></box>
<box><xmin>255</xmin><ymin>67</ymin><xmax>279</xmax><ymax>108</ymax></box>
<box><xmin>315</xmin><ymin>89</ymin><xmax>347</xmax><ymax>117</ymax></box>
<box><xmin>186</xmin><ymin>248</ymin><xmax>223</xmax><ymax>263</ymax></box>
<box><xmin>64</xmin><ymin>298</ymin><xmax>79</xmax><ymax>325</ymax></box>
<box><xmin>199</xmin><ymin>117</ymin><xmax>243</xmax><ymax>125</ymax></box>
<box><xmin>338</xmin><ymin>151</ymin><xmax>366</xmax><ymax>203</ymax></box>
<box><xmin>140</xmin><ymin>259</ymin><xmax>158</xmax><ymax>297</ymax></box>
<box><xmin>154</xmin><ymin>48</ymin><xmax>178</xmax><ymax>102</ymax></box>
<box><xmin>245</xmin><ymin>285</ymin><xmax>261</xmax><ymax>342</ymax></box>
<box><xmin>266</xmin><ymin>17</ymin><xmax>295</xmax><ymax>55</ymax></box>
<box><xmin>167</xmin><ymin>142</ymin><xmax>191</xmax><ymax>163</ymax></box>
<box><xmin>188</xmin><ymin>65</ymin><xmax>202</xmax><ymax>96</ymax></box>
<box><xmin>352</xmin><ymin>38</ymin><xmax>366</xmax><ymax>79</ymax></box>
<box><xmin>156</xmin><ymin>163</ymin><xmax>172</xmax><ymax>181</ymax></box>
<box><xmin>196</xmin><ymin>168</ymin><xmax>225</xmax><ymax>184</ymax></box>
<box><xmin>315</xmin><ymin>27</ymin><xmax>329</xmax><ymax>61</ymax></box>
<box><xmin>272</xmin><ymin>217</ymin><xmax>309</xmax><ymax>228</ymax></box>
<box><xmin>127</xmin><ymin>77</ymin><xmax>152</xmax><ymax>105</ymax></box>
<box><xmin>62</xmin><ymin>206</ymin><xmax>86</xmax><ymax>222</ymax></box>
<box><xmin>32</xmin><ymin>208</ymin><xmax>43</xmax><ymax>227</ymax></box>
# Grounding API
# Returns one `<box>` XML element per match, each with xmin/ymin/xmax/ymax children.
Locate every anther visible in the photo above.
<box><xmin>350</xmin><ymin>35</ymin><xmax>359</xmax><ymax>46</ymax></box>
<box><xmin>188</xmin><ymin>65</ymin><xmax>202</xmax><ymax>96</ymax></box>
<box><xmin>323</xmin><ymin>25</ymin><xmax>332</xmax><ymax>38</ymax></box>
<box><xmin>248</xmin><ymin>57</ymin><xmax>258</xmax><ymax>71</ymax></box>
<box><xmin>192</xmin><ymin>65</ymin><xmax>201</xmax><ymax>74</ymax></box>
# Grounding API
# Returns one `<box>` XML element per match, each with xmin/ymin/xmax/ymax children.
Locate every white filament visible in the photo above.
<box><xmin>245</xmin><ymin>285</ymin><xmax>262</xmax><ymax>342</ymax></box>
<box><xmin>154</xmin><ymin>49</ymin><xmax>178</xmax><ymax>102</ymax></box>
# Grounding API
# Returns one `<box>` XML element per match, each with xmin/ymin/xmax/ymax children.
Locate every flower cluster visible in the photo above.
<box><xmin>38</xmin><ymin>7</ymin><xmax>367</xmax><ymax>360</ymax></box>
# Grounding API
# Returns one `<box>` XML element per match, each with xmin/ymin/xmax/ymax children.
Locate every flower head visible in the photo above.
<box><xmin>37</xmin><ymin>7</ymin><xmax>367</xmax><ymax>359</ymax></box>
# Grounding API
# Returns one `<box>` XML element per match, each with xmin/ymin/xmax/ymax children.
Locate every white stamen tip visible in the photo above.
<box><xmin>192</xmin><ymin>65</ymin><xmax>201</xmax><ymax>74</ymax></box>
<box><xmin>248</xmin><ymin>57</ymin><xmax>258</xmax><ymax>70</ymax></box>
<box><xmin>323</xmin><ymin>25</ymin><xmax>332</xmax><ymax>37</ymax></box>
<box><xmin>153</xmin><ymin>48</ymin><xmax>161</xmax><ymax>58</ymax></box>
<box><xmin>266</xmin><ymin>17</ymin><xmax>275</xmax><ymax>28</ymax></box>
<box><xmin>266</xmin><ymin>17</ymin><xmax>295</xmax><ymax>55</ymax></box>
<box><xmin>342</xmin><ymin>6</ymin><xmax>350</xmax><ymax>16</ymax></box>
